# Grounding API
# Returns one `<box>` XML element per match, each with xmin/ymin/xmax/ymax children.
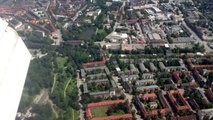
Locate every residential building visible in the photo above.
<box><xmin>130</xmin><ymin>64</ymin><xmax>138</xmax><ymax>74</ymax></box>
<box><xmin>32</xmin><ymin>30</ymin><xmax>45</xmax><ymax>37</ymax></box>
<box><xmin>198</xmin><ymin>108</ymin><xmax>213</xmax><ymax>120</ymax></box>
<box><xmin>206</xmin><ymin>89</ymin><xmax>213</xmax><ymax>102</ymax></box>
<box><xmin>86</xmin><ymin>100</ymin><xmax>133</xmax><ymax>120</ymax></box>
<box><xmin>121</xmin><ymin>74</ymin><xmax>139</xmax><ymax>82</ymax></box>
<box><xmin>167</xmin><ymin>90</ymin><xmax>191</xmax><ymax>112</ymax></box>
<box><xmin>83</xmin><ymin>58</ymin><xmax>106</xmax><ymax>68</ymax></box>
<box><xmin>80</xmin><ymin>69</ymin><xmax>86</xmax><ymax>79</ymax></box>
<box><xmin>142</xmin><ymin>93</ymin><xmax>157</xmax><ymax>100</ymax></box>
<box><xmin>188</xmin><ymin>99</ymin><xmax>200</xmax><ymax>110</ymax></box>
<box><xmin>137</xmin><ymin>85</ymin><xmax>159</xmax><ymax>92</ymax></box>
<box><xmin>136</xmin><ymin>79</ymin><xmax>156</xmax><ymax>86</ymax></box>
<box><xmin>139</xmin><ymin>63</ymin><xmax>149</xmax><ymax>73</ymax></box>
<box><xmin>142</xmin><ymin>73</ymin><xmax>154</xmax><ymax>79</ymax></box>
<box><xmin>172</xmin><ymin>70</ymin><xmax>182</xmax><ymax>84</ymax></box>
<box><xmin>149</xmin><ymin>62</ymin><xmax>158</xmax><ymax>72</ymax></box>
<box><xmin>159</xmin><ymin>62</ymin><xmax>167</xmax><ymax>71</ymax></box>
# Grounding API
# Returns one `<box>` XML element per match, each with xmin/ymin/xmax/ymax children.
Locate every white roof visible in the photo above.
<box><xmin>165</xmin><ymin>44</ymin><xmax>169</xmax><ymax>48</ymax></box>
<box><xmin>152</xmin><ymin>7</ymin><xmax>162</xmax><ymax>13</ymax></box>
<box><xmin>116</xmin><ymin>67</ymin><xmax>121</xmax><ymax>72</ymax></box>
<box><xmin>0</xmin><ymin>18</ymin><xmax>31</xmax><ymax>120</ymax></box>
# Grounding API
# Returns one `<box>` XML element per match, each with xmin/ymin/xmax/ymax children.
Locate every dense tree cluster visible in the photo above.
<box><xmin>106</xmin><ymin>102</ymin><xmax>130</xmax><ymax>116</ymax></box>
<box><xmin>24</xmin><ymin>32</ymin><xmax>53</xmax><ymax>49</ymax></box>
<box><xmin>18</xmin><ymin>54</ymin><xmax>54</xmax><ymax>112</ymax></box>
<box><xmin>28</xmin><ymin>104</ymin><xmax>54</xmax><ymax>120</ymax></box>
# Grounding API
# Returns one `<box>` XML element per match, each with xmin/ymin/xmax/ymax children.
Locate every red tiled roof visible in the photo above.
<box><xmin>207</xmin><ymin>70</ymin><xmax>213</xmax><ymax>73</ymax></box>
<box><xmin>83</xmin><ymin>58</ymin><xmax>106</xmax><ymax>67</ymax></box>
<box><xmin>87</xmin><ymin>100</ymin><xmax>125</xmax><ymax>108</ymax></box>
<box><xmin>206</xmin><ymin>89</ymin><xmax>213</xmax><ymax>102</ymax></box>
<box><xmin>86</xmin><ymin>108</ymin><xmax>92</xmax><ymax>119</ymax></box>
<box><xmin>146</xmin><ymin>110</ymin><xmax>158</xmax><ymax>116</ymax></box>
<box><xmin>194</xmin><ymin>64</ymin><xmax>213</xmax><ymax>69</ymax></box>
<box><xmin>187</xmin><ymin>58</ymin><xmax>213</xmax><ymax>70</ymax></box>
<box><xmin>167</xmin><ymin>90</ymin><xmax>191</xmax><ymax>111</ymax></box>
<box><xmin>173</xmin><ymin>70</ymin><xmax>182</xmax><ymax>84</ymax></box>
<box><xmin>86</xmin><ymin>100</ymin><xmax>127</xmax><ymax>120</ymax></box>
<box><xmin>143</xmin><ymin>93</ymin><xmax>157</xmax><ymax>99</ymax></box>
<box><xmin>138</xmin><ymin>94</ymin><xmax>172</xmax><ymax>117</ymax></box>
<box><xmin>136</xmin><ymin>40</ymin><xmax>145</xmax><ymax>44</ymax></box>
<box><xmin>170</xmin><ymin>115</ymin><xmax>197</xmax><ymax>120</ymax></box>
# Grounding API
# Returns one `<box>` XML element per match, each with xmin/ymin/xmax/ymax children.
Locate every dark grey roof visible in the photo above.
<box><xmin>137</xmin><ymin>85</ymin><xmax>159</xmax><ymax>91</ymax></box>
<box><xmin>130</xmin><ymin>64</ymin><xmax>138</xmax><ymax>73</ymax></box>
<box><xmin>87</xmin><ymin>73</ymin><xmax>106</xmax><ymax>78</ymax></box>
<box><xmin>121</xmin><ymin>74</ymin><xmax>139</xmax><ymax>82</ymax></box>
<box><xmin>83</xmin><ymin>83</ymin><xmax>89</xmax><ymax>93</ymax></box>
<box><xmin>87</xmin><ymin>79</ymin><xmax>109</xmax><ymax>84</ymax></box>
<box><xmin>159</xmin><ymin>62</ymin><xmax>166</xmax><ymax>71</ymax></box>
<box><xmin>142</xmin><ymin>73</ymin><xmax>154</xmax><ymax>79</ymax></box>
<box><xmin>89</xmin><ymin>91</ymin><xmax>109</xmax><ymax>96</ymax></box>
<box><xmin>80</xmin><ymin>69</ymin><xmax>86</xmax><ymax>78</ymax></box>
<box><xmin>136</xmin><ymin>79</ymin><xmax>156</xmax><ymax>86</ymax></box>
<box><xmin>104</xmin><ymin>67</ymin><xmax>110</xmax><ymax>76</ymax></box>
<box><xmin>149</xmin><ymin>62</ymin><xmax>158</xmax><ymax>72</ymax></box>
<box><xmin>139</xmin><ymin>63</ymin><xmax>149</xmax><ymax>73</ymax></box>
<box><xmin>84</xmin><ymin>66</ymin><xmax>106</xmax><ymax>72</ymax></box>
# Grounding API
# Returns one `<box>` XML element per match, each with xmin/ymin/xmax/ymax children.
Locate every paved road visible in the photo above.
<box><xmin>77</xmin><ymin>73</ymin><xmax>85</xmax><ymax>120</ymax></box>
<box><xmin>182</xmin><ymin>21</ymin><xmax>213</xmax><ymax>52</ymax></box>
<box><xmin>51</xmin><ymin>73</ymin><xmax>57</xmax><ymax>94</ymax></box>
<box><xmin>124</xmin><ymin>93</ymin><xmax>142</xmax><ymax>120</ymax></box>
<box><xmin>112</xmin><ymin>76</ymin><xmax>142</xmax><ymax>119</ymax></box>
<box><xmin>48</xmin><ymin>99</ymin><xmax>59</xmax><ymax>119</ymax></box>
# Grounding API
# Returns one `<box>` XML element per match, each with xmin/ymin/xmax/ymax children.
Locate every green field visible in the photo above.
<box><xmin>91</xmin><ymin>106</ymin><xmax>108</xmax><ymax>117</ymax></box>
<box><xmin>71</xmin><ymin>108</ymin><xmax>80</xmax><ymax>120</ymax></box>
<box><xmin>91</xmin><ymin>106</ymin><xmax>125</xmax><ymax>118</ymax></box>
<box><xmin>96</xmin><ymin>29</ymin><xmax>105</xmax><ymax>34</ymax></box>
<box><xmin>56</xmin><ymin>56</ymin><xmax>68</xmax><ymax>69</ymax></box>
<box><xmin>63</xmin><ymin>78</ymin><xmax>77</xmax><ymax>98</ymax></box>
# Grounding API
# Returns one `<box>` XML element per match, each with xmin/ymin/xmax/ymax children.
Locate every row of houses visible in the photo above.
<box><xmin>81</xmin><ymin>59</ymin><xmax>119</xmax><ymax>98</ymax></box>
<box><xmin>86</xmin><ymin>100</ymin><xmax>133</xmax><ymax>120</ymax></box>
<box><xmin>134</xmin><ymin>93</ymin><xmax>172</xmax><ymax>118</ymax></box>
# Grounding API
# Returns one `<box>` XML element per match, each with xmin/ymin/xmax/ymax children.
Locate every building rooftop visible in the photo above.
<box><xmin>143</xmin><ymin>93</ymin><xmax>157</xmax><ymax>99</ymax></box>
<box><xmin>167</xmin><ymin>90</ymin><xmax>191</xmax><ymax>111</ymax></box>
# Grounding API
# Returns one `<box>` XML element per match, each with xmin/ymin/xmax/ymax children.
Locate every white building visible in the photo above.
<box><xmin>0</xmin><ymin>18</ymin><xmax>31</xmax><ymax>120</ymax></box>
<box><xmin>198</xmin><ymin>108</ymin><xmax>213</xmax><ymax>120</ymax></box>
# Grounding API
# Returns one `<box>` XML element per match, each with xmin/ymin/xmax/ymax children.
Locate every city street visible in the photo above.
<box><xmin>112</xmin><ymin>76</ymin><xmax>142</xmax><ymax>119</ymax></box>
<box><xmin>182</xmin><ymin>21</ymin><xmax>213</xmax><ymax>52</ymax></box>
<box><xmin>77</xmin><ymin>72</ymin><xmax>85</xmax><ymax>120</ymax></box>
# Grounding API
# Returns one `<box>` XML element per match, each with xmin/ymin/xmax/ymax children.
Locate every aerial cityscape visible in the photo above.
<box><xmin>0</xmin><ymin>0</ymin><xmax>212</xmax><ymax>120</ymax></box>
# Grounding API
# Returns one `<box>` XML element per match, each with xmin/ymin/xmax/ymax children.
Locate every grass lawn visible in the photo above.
<box><xmin>70</xmin><ymin>108</ymin><xmax>80</xmax><ymax>120</ymax></box>
<box><xmin>96</xmin><ymin>29</ymin><xmax>105</xmax><ymax>34</ymax></box>
<box><xmin>63</xmin><ymin>78</ymin><xmax>75</xmax><ymax>98</ymax></box>
<box><xmin>91</xmin><ymin>106</ymin><xmax>108</xmax><ymax>118</ymax></box>
<box><xmin>64</xmin><ymin>78</ymin><xmax>76</xmax><ymax>92</ymax></box>
<box><xmin>56</xmin><ymin>56</ymin><xmax>68</xmax><ymax>69</ymax></box>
